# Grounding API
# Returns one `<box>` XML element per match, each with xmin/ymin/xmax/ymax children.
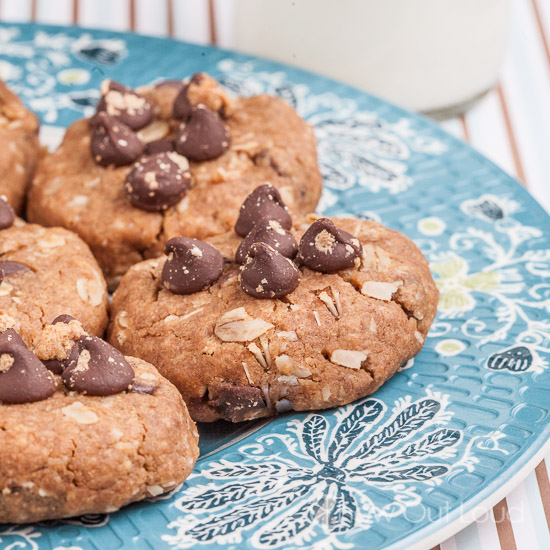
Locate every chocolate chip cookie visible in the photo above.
<box><xmin>0</xmin><ymin>80</ymin><xmax>40</xmax><ymax>214</ymax></box>
<box><xmin>0</xmin><ymin>321</ymin><xmax>198</xmax><ymax>523</ymax></box>
<box><xmin>0</xmin><ymin>202</ymin><xmax>108</xmax><ymax>347</ymax></box>
<box><xmin>28</xmin><ymin>74</ymin><xmax>322</xmax><ymax>289</ymax></box>
<box><xmin>108</xmin><ymin>209</ymin><xmax>438</xmax><ymax>422</ymax></box>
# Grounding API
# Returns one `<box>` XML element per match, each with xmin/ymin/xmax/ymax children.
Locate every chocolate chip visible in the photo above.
<box><xmin>94</xmin><ymin>80</ymin><xmax>153</xmax><ymax>130</ymax></box>
<box><xmin>162</xmin><ymin>237</ymin><xmax>223</xmax><ymax>295</ymax></box>
<box><xmin>172</xmin><ymin>73</ymin><xmax>203</xmax><ymax>120</ymax></box>
<box><xmin>51</xmin><ymin>314</ymin><xmax>77</xmax><ymax>325</ymax></box>
<box><xmin>42</xmin><ymin>315</ymin><xmax>79</xmax><ymax>374</ymax></box>
<box><xmin>209</xmin><ymin>383</ymin><xmax>266</xmax><ymax>422</ymax></box>
<box><xmin>240</xmin><ymin>243</ymin><xmax>300</xmax><ymax>299</ymax></box>
<box><xmin>144</xmin><ymin>138</ymin><xmax>175</xmax><ymax>155</ymax></box>
<box><xmin>234</xmin><ymin>184</ymin><xmax>292</xmax><ymax>237</ymax></box>
<box><xmin>124</xmin><ymin>152</ymin><xmax>191</xmax><ymax>211</ymax></box>
<box><xmin>0</xmin><ymin>261</ymin><xmax>30</xmax><ymax>285</ymax></box>
<box><xmin>175</xmin><ymin>105</ymin><xmax>230</xmax><ymax>162</ymax></box>
<box><xmin>236</xmin><ymin>217</ymin><xmax>297</xmax><ymax>264</ymax></box>
<box><xmin>0</xmin><ymin>197</ymin><xmax>15</xmax><ymax>230</ymax></box>
<box><xmin>90</xmin><ymin>112</ymin><xmax>144</xmax><ymax>167</ymax></box>
<box><xmin>0</xmin><ymin>329</ymin><xmax>56</xmax><ymax>404</ymax></box>
<box><xmin>297</xmin><ymin>218</ymin><xmax>363</xmax><ymax>273</ymax></box>
<box><xmin>62</xmin><ymin>336</ymin><xmax>135</xmax><ymax>396</ymax></box>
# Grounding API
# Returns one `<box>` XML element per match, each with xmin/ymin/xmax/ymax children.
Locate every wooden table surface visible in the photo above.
<box><xmin>0</xmin><ymin>1</ymin><xmax>548</xmax><ymax>549</ymax></box>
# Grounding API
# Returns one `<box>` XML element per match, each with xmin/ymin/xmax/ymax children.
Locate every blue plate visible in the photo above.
<box><xmin>1</xmin><ymin>22</ymin><xmax>549</xmax><ymax>550</ymax></box>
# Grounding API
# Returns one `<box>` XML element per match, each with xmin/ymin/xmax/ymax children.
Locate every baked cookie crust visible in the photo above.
<box><xmin>108</xmin><ymin>216</ymin><xmax>439</xmax><ymax>422</ymax></box>
<box><xmin>0</xmin><ymin>356</ymin><xmax>199</xmax><ymax>523</ymax></box>
<box><xmin>0</xmin><ymin>81</ymin><xmax>40</xmax><ymax>214</ymax></box>
<box><xmin>28</xmin><ymin>81</ymin><xmax>322</xmax><ymax>289</ymax></box>
<box><xmin>0</xmin><ymin>220</ymin><xmax>109</xmax><ymax>345</ymax></box>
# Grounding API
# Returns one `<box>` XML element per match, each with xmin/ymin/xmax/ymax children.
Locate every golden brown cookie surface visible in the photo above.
<box><xmin>0</xmin><ymin>80</ymin><xmax>40</xmax><ymax>214</ymax></box>
<box><xmin>0</xmin><ymin>220</ymin><xmax>109</xmax><ymax>345</ymax></box>
<box><xmin>108</xmin><ymin>216</ymin><xmax>439</xmax><ymax>422</ymax></box>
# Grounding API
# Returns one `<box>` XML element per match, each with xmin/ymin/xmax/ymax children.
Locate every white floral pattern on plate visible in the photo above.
<box><xmin>163</xmin><ymin>392</ymin><xmax>506</xmax><ymax>549</ymax></box>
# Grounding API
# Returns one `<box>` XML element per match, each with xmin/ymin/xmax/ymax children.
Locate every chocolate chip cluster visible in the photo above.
<box><xmin>160</xmin><ymin>183</ymin><xmax>363</xmax><ymax>300</ymax></box>
<box><xmin>89</xmin><ymin>74</ymin><xmax>231</xmax><ymax>213</ymax></box>
<box><xmin>0</xmin><ymin>316</ymin><xmax>136</xmax><ymax>405</ymax></box>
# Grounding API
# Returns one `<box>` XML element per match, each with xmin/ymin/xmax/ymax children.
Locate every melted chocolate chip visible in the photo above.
<box><xmin>175</xmin><ymin>105</ymin><xmax>230</xmax><ymax>162</ymax></box>
<box><xmin>236</xmin><ymin>217</ymin><xmax>297</xmax><ymax>264</ymax></box>
<box><xmin>297</xmin><ymin>218</ymin><xmax>362</xmax><ymax>273</ymax></box>
<box><xmin>42</xmin><ymin>315</ymin><xmax>79</xmax><ymax>374</ymax></box>
<box><xmin>209</xmin><ymin>383</ymin><xmax>266</xmax><ymax>422</ymax></box>
<box><xmin>0</xmin><ymin>329</ymin><xmax>56</xmax><ymax>404</ymax></box>
<box><xmin>172</xmin><ymin>73</ymin><xmax>203</xmax><ymax>120</ymax></box>
<box><xmin>144</xmin><ymin>138</ymin><xmax>175</xmax><ymax>155</ymax></box>
<box><xmin>94</xmin><ymin>80</ymin><xmax>153</xmax><ymax>130</ymax></box>
<box><xmin>0</xmin><ymin>197</ymin><xmax>15</xmax><ymax>230</ymax></box>
<box><xmin>62</xmin><ymin>336</ymin><xmax>135</xmax><ymax>396</ymax></box>
<box><xmin>162</xmin><ymin>237</ymin><xmax>223</xmax><ymax>295</ymax></box>
<box><xmin>0</xmin><ymin>261</ymin><xmax>31</xmax><ymax>285</ymax></box>
<box><xmin>124</xmin><ymin>152</ymin><xmax>191</xmax><ymax>211</ymax></box>
<box><xmin>240</xmin><ymin>243</ymin><xmax>300</xmax><ymax>299</ymax></box>
<box><xmin>234</xmin><ymin>184</ymin><xmax>292</xmax><ymax>237</ymax></box>
<box><xmin>90</xmin><ymin>112</ymin><xmax>144</xmax><ymax>167</ymax></box>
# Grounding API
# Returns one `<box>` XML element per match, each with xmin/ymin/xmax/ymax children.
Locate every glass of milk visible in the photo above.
<box><xmin>224</xmin><ymin>0</ymin><xmax>510</xmax><ymax>118</ymax></box>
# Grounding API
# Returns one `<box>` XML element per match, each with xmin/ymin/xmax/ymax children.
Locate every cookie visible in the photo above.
<box><xmin>28</xmin><ymin>74</ymin><xmax>322</xmax><ymax>289</ymax></box>
<box><xmin>0</xmin><ymin>80</ymin><xmax>40</xmax><ymax>214</ymax></box>
<box><xmin>0</xmin><ymin>322</ymin><xmax>199</xmax><ymax>523</ymax></box>
<box><xmin>0</xmin><ymin>212</ymin><xmax>109</xmax><ymax>347</ymax></box>
<box><xmin>108</xmin><ymin>214</ymin><xmax>439</xmax><ymax>422</ymax></box>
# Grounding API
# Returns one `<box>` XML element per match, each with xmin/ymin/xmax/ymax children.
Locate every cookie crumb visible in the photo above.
<box><xmin>33</xmin><ymin>319</ymin><xmax>85</xmax><ymax>361</ymax></box>
<box><xmin>0</xmin><ymin>354</ymin><xmax>14</xmax><ymax>373</ymax></box>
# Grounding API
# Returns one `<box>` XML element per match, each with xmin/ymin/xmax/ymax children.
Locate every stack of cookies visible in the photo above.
<box><xmin>0</xmin><ymin>73</ymin><xmax>438</xmax><ymax>522</ymax></box>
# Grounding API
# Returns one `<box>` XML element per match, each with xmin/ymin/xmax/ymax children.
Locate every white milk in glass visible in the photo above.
<box><xmin>227</xmin><ymin>0</ymin><xmax>510</xmax><ymax>116</ymax></box>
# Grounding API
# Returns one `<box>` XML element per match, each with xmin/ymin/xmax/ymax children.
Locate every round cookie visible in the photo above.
<box><xmin>108</xmin><ymin>215</ymin><xmax>439</xmax><ymax>422</ymax></box>
<box><xmin>0</xmin><ymin>80</ymin><xmax>40</xmax><ymax>214</ymax></box>
<box><xmin>0</xmin><ymin>216</ymin><xmax>109</xmax><ymax>346</ymax></box>
<box><xmin>0</xmin><ymin>323</ymin><xmax>199</xmax><ymax>523</ymax></box>
<box><xmin>28</xmin><ymin>74</ymin><xmax>322</xmax><ymax>289</ymax></box>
